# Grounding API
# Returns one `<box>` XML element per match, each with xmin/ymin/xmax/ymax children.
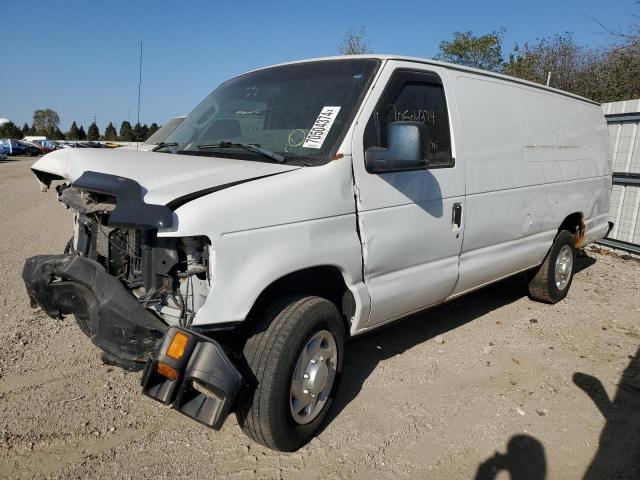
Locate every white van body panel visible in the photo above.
<box><xmin>30</xmin><ymin>148</ymin><xmax>299</xmax><ymax>205</ymax></box>
<box><xmin>159</xmin><ymin>157</ymin><xmax>368</xmax><ymax>327</ymax></box>
<box><xmin>450</xmin><ymin>73</ymin><xmax>611</xmax><ymax>295</ymax></box>
<box><xmin>30</xmin><ymin>55</ymin><xmax>612</xmax><ymax>336</ymax></box>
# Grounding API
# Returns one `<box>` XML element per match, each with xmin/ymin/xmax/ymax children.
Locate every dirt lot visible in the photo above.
<box><xmin>0</xmin><ymin>157</ymin><xmax>639</xmax><ymax>479</ymax></box>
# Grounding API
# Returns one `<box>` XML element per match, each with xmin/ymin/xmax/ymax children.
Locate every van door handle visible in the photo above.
<box><xmin>452</xmin><ymin>203</ymin><xmax>462</xmax><ymax>228</ymax></box>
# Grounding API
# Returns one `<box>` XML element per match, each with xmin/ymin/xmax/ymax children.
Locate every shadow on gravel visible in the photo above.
<box><xmin>473</xmin><ymin>434</ymin><xmax>547</xmax><ymax>480</ymax></box>
<box><xmin>469</xmin><ymin>341</ymin><xmax>640</xmax><ymax>480</ymax></box>
<box><xmin>574</xmin><ymin>346</ymin><xmax>640</xmax><ymax>479</ymax></box>
<box><xmin>325</xmin><ymin>252</ymin><xmax>598</xmax><ymax>431</ymax></box>
<box><xmin>325</xmin><ymin>271</ymin><xmax>531</xmax><ymax>429</ymax></box>
<box><xmin>575</xmin><ymin>250</ymin><xmax>596</xmax><ymax>274</ymax></box>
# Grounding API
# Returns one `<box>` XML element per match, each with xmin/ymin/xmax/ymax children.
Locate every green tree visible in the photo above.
<box><xmin>0</xmin><ymin>121</ymin><xmax>23</xmax><ymax>138</ymax></box>
<box><xmin>148</xmin><ymin>122</ymin><xmax>159</xmax><ymax>136</ymax></box>
<box><xmin>77</xmin><ymin>125</ymin><xmax>86</xmax><ymax>140</ymax></box>
<box><xmin>132</xmin><ymin>122</ymin><xmax>147</xmax><ymax>142</ymax></box>
<box><xmin>592</xmin><ymin>44</ymin><xmax>640</xmax><ymax>101</ymax></box>
<box><xmin>502</xmin><ymin>32</ymin><xmax>640</xmax><ymax>102</ymax></box>
<box><xmin>66</xmin><ymin>121</ymin><xmax>80</xmax><ymax>140</ymax></box>
<box><xmin>504</xmin><ymin>34</ymin><xmax>587</xmax><ymax>91</ymax></box>
<box><xmin>104</xmin><ymin>122</ymin><xmax>118</xmax><ymax>141</ymax></box>
<box><xmin>52</xmin><ymin>127</ymin><xmax>65</xmax><ymax>140</ymax></box>
<box><xmin>435</xmin><ymin>30</ymin><xmax>505</xmax><ymax>72</ymax></box>
<box><xmin>338</xmin><ymin>28</ymin><xmax>372</xmax><ymax>55</ymax></box>
<box><xmin>87</xmin><ymin>122</ymin><xmax>100</xmax><ymax>141</ymax></box>
<box><xmin>32</xmin><ymin>108</ymin><xmax>61</xmax><ymax>137</ymax></box>
<box><xmin>21</xmin><ymin>123</ymin><xmax>30</xmax><ymax>137</ymax></box>
<box><xmin>119</xmin><ymin>121</ymin><xmax>134</xmax><ymax>141</ymax></box>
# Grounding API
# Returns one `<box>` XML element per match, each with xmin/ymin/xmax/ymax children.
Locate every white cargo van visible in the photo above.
<box><xmin>23</xmin><ymin>55</ymin><xmax>612</xmax><ymax>451</ymax></box>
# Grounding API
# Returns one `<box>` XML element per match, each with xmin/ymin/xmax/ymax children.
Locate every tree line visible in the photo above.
<box><xmin>434</xmin><ymin>29</ymin><xmax>639</xmax><ymax>102</ymax></box>
<box><xmin>3</xmin><ymin>13</ymin><xmax>636</xmax><ymax>144</ymax></box>
<box><xmin>339</xmin><ymin>5</ymin><xmax>640</xmax><ymax>102</ymax></box>
<box><xmin>0</xmin><ymin>108</ymin><xmax>160</xmax><ymax>142</ymax></box>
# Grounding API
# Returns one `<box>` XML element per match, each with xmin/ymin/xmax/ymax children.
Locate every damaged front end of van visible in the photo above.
<box><xmin>20</xmin><ymin>148</ymin><xmax>296</xmax><ymax>430</ymax></box>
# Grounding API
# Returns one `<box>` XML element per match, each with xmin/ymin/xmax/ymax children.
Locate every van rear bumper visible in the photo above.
<box><xmin>22</xmin><ymin>254</ymin><xmax>168</xmax><ymax>369</ymax></box>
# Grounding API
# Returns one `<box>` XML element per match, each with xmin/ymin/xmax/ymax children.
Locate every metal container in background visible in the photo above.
<box><xmin>601</xmin><ymin>99</ymin><xmax>640</xmax><ymax>254</ymax></box>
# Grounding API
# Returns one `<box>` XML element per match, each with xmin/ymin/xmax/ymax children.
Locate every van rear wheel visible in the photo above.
<box><xmin>235</xmin><ymin>295</ymin><xmax>345</xmax><ymax>451</ymax></box>
<box><xmin>528</xmin><ymin>230</ymin><xmax>576</xmax><ymax>304</ymax></box>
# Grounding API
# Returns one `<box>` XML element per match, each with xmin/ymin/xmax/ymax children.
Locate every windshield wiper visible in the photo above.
<box><xmin>152</xmin><ymin>142</ymin><xmax>178</xmax><ymax>152</ymax></box>
<box><xmin>196</xmin><ymin>141</ymin><xmax>286</xmax><ymax>163</ymax></box>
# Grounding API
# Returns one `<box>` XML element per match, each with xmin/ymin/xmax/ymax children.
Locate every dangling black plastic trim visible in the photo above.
<box><xmin>73</xmin><ymin>171</ymin><xmax>173</xmax><ymax>230</ymax></box>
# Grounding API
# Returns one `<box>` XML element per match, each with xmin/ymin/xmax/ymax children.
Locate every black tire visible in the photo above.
<box><xmin>528</xmin><ymin>230</ymin><xmax>576</xmax><ymax>304</ymax></box>
<box><xmin>235</xmin><ymin>295</ymin><xmax>345</xmax><ymax>452</ymax></box>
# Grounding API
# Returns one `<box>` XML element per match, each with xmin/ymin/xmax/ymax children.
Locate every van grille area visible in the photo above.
<box><xmin>76</xmin><ymin>213</ymin><xmax>144</xmax><ymax>287</ymax></box>
<box><xmin>71</xmin><ymin>210</ymin><xmax>210</xmax><ymax>326</ymax></box>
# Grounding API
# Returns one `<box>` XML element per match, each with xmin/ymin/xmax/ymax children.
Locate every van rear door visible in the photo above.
<box><xmin>351</xmin><ymin>63</ymin><xmax>465</xmax><ymax>327</ymax></box>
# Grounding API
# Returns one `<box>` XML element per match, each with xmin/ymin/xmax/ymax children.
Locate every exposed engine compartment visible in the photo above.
<box><xmin>59</xmin><ymin>184</ymin><xmax>211</xmax><ymax>327</ymax></box>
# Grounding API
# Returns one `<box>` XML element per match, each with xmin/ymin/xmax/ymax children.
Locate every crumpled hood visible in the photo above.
<box><xmin>31</xmin><ymin>148</ymin><xmax>300</xmax><ymax>206</ymax></box>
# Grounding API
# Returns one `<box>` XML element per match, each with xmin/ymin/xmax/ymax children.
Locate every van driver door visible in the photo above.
<box><xmin>351</xmin><ymin>62</ymin><xmax>465</xmax><ymax>328</ymax></box>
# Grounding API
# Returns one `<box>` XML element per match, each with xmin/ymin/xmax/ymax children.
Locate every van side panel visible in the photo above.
<box><xmin>451</xmin><ymin>74</ymin><xmax>611</xmax><ymax>296</ymax></box>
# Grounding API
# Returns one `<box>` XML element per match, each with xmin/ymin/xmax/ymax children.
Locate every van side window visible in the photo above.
<box><xmin>364</xmin><ymin>71</ymin><xmax>453</xmax><ymax>168</ymax></box>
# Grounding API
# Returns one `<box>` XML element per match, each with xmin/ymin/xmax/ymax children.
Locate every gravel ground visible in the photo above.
<box><xmin>1</xmin><ymin>157</ymin><xmax>639</xmax><ymax>479</ymax></box>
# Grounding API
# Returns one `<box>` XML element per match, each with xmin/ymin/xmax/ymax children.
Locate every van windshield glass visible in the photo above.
<box><xmin>162</xmin><ymin>59</ymin><xmax>379</xmax><ymax>166</ymax></box>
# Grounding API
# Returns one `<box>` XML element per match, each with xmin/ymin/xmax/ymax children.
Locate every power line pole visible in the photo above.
<box><xmin>137</xmin><ymin>42</ymin><xmax>143</xmax><ymax>127</ymax></box>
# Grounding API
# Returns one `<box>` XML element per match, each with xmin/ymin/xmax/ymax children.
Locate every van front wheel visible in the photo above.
<box><xmin>528</xmin><ymin>230</ymin><xmax>576</xmax><ymax>304</ymax></box>
<box><xmin>236</xmin><ymin>295</ymin><xmax>345</xmax><ymax>451</ymax></box>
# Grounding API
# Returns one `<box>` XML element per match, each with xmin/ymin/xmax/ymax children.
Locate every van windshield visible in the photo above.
<box><xmin>162</xmin><ymin>59</ymin><xmax>380</xmax><ymax>166</ymax></box>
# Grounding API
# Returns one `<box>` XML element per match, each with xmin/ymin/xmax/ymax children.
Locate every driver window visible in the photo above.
<box><xmin>364</xmin><ymin>72</ymin><xmax>453</xmax><ymax>167</ymax></box>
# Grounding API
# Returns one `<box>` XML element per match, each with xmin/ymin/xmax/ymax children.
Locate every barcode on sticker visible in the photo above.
<box><xmin>303</xmin><ymin>106</ymin><xmax>341</xmax><ymax>149</ymax></box>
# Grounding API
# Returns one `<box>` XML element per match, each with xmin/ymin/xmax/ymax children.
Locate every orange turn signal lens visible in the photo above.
<box><xmin>166</xmin><ymin>331</ymin><xmax>190</xmax><ymax>360</ymax></box>
<box><xmin>156</xmin><ymin>362</ymin><xmax>178</xmax><ymax>380</ymax></box>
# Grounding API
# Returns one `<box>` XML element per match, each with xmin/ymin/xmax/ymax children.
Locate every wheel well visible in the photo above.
<box><xmin>559</xmin><ymin>212</ymin><xmax>585</xmax><ymax>247</ymax></box>
<box><xmin>243</xmin><ymin>266</ymin><xmax>352</xmax><ymax>335</ymax></box>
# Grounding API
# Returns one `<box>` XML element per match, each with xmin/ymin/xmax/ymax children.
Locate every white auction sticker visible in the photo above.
<box><xmin>303</xmin><ymin>106</ymin><xmax>341</xmax><ymax>149</ymax></box>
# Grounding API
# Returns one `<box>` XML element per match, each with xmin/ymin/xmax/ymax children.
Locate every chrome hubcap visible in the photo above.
<box><xmin>290</xmin><ymin>330</ymin><xmax>337</xmax><ymax>425</ymax></box>
<box><xmin>555</xmin><ymin>245</ymin><xmax>573</xmax><ymax>290</ymax></box>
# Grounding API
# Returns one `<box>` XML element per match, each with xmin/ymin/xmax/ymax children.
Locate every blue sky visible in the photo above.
<box><xmin>0</xmin><ymin>0</ymin><xmax>636</xmax><ymax>131</ymax></box>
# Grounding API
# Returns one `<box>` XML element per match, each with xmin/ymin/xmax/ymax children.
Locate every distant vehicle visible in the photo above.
<box><xmin>21</xmin><ymin>140</ymin><xmax>55</xmax><ymax>154</ymax></box>
<box><xmin>0</xmin><ymin>140</ymin><xmax>10</xmax><ymax>156</ymax></box>
<box><xmin>40</xmin><ymin>140</ymin><xmax>62</xmax><ymax>151</ymax></box>
<box><xmin>0</xmin><ymin>140</ymin><xmax>9</xmax><ymax>159</ymax></box>
<box><xmin>56</xmin><ymin>141</ymin><xmax>90</xmax><ymax>148</ymax></box>
<box><xmin>119</xmin><ymin>116</ymin><xmax>186</xmax><ymax>151</ymax></box>
<box><xmin>0</xmin><ymin>139</ymin><xmax>35</xmax><ymax>156</ymax></box>
<box><xmin>16</xmin><ymin>140</ymin><xmax>42</xmax><ymax>156</ymax></box>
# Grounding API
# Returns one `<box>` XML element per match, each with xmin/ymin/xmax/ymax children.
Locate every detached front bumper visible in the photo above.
<box><xmin>22</xmin><ymin>254</ymin><xmax>245</xmax><ymax>429</ymax></box>
<box><xmin>22</xmin><ymin>254</ymin><xmax>168</xmax><ymax>369</ymax></box>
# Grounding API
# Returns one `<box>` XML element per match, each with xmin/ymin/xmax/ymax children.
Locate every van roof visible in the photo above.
<box><xmin>248</xmin><ymin>54</ymin><xmax>600</xmax><ymax>106</ymax></box>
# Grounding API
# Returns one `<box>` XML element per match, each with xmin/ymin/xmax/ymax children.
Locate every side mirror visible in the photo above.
<box><xmin>365</xmin><ymin>121</ymin><xmax>428</xmax><ymax>173</ymax></box>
